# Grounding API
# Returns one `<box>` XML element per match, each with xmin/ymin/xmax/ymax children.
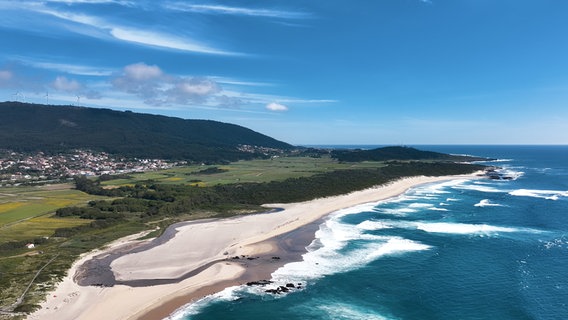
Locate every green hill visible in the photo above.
<box><xmin>331</xmin><ymin>146</ymin><xmax>489</xmax><ymax>162</ymax></box>
<box><xmin>0</xmin><ymin>102</ymin><xmax>293</xmax><ymax>162</ymax></box>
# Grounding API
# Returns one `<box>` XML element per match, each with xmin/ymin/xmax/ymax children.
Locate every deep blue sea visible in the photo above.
<box><xmin>168</xmin><ymin>146</ymin><xmax>568</xmax><ymax>320</ymax></box>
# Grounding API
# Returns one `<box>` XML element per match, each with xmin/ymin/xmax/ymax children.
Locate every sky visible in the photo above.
<box><xmin>1</xmin><ymin>0</ymin><xmax>567</xmax><ymax>145</ymax></box>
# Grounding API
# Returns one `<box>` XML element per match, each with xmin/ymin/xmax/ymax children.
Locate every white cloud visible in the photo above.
<box><xmin>165</xmin><ymin>3</ymin><xmax>311</xmax><ymax>19</ymax></box>
<box><xmin>112</xmin><ymin>62</ymin><xmax>223</xmax><ymax>105</ymax></box>
<box><xmin>123</xmin><ymin>62</ymin><xmax>163</xmax><ymax>81</ymax></box>
<box><xmin>266</xmin><ymin>102</ymin><xmax>289</xmax><ymax>111</ymax></box>
<box><xmin>168</xmin><ymin>78</ymin><xmax>221</xmax><ymax>104</ymax></box>
<box><xmin>112</xmin><ymin>63</ymin><xmax>167</xmax><ymax>101</ymax></box>
<box><xmin>37</xmin><ymin>8</ymin><xmax>102</xmax><ymax>26</ymax></box>
<box><xmin>174</xmin><ymin>79</ymin><xmax>219</xmax><ymax>96</ymax></box>
<box><xmin>28</xmin><ymin>6</ymin><xmax>240</xmax><ymax>55</ymax></box>
<box><xmin>110</xmin><ymin>28</ymin><xmax>239</xmax><ymax>56</ymax></box>
<box><xmin>52</xmin><ymin>76</ymin><xmax>82</xmax><ymax>92</ymax></box>
<box><xmin>50</xmin><ymin>76</ymin><xmax>101</xmax><ymax>99</ymax></box>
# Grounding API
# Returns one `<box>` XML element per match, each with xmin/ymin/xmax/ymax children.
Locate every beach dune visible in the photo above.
<box><xmin>27</xmin><ymin>174</ymin><xmax>476</xmax><ymax>320</ymax></box>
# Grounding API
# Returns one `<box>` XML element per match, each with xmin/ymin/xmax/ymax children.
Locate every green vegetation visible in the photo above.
<box><xmin>331</xmin><ymin>146</ymin><xmax>491</xmax><ymax>162</ymax></box>
<box><xmin>100</xmin><ymin>156</ymin><xmax>382</xmax><ymax>187</ymax></box>
<box><xmin>0</xmin><ymin>151</ymin><xmax>487</xmax><ymax>318</ymax></box>
<box><xmin>0</xmin><ymin>184</ymin><xmax>107</xmax><ymax>228</ymax></box>
<box><xmin>0</xmin><ymin>102</ymin><xmax>293</xmax><ymax>162</ymax></box>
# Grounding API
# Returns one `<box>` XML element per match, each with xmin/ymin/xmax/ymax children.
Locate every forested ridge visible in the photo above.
<box><xmin>331</xmin><ymin>146</ymin><xmax>490</xmax><ymax>162</ymax></box>
<box><xmin>0</xmin><ymin>102</ymin><xmax>292</xmax><ymax>162</ymax></box>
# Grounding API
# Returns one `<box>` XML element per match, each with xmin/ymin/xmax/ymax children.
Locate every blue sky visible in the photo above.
<box><xmin>1</xmin><ymin>0</ymin><xmax>567</xmax><ymax>145</ymax></box>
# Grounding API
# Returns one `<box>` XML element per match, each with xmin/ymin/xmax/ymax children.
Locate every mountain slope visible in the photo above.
<box><xmin>0</xmin><ymin>102</ymin><xmax>293</xmax><ymax>161</ymax></box>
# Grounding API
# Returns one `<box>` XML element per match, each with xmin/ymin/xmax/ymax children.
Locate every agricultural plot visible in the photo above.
<box><xmin>0</xmin><ymin>215</ymin><xmax>90</xmax><ymax>243</ymax></box>
<box><xmin>0</xmin><ymin>185</ymin><xmax>105</xmax><ymax>226</ymax></box>
<box><xmin>0</xmin><ymin>185</ymin><xmax>108</xmax><ymax>245</ymax></box>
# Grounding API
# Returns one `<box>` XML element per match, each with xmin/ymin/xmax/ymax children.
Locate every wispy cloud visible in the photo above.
<box><xmin>210</xmin><ymin>76</ymin><xmax>274</xmax><ymax>87</ymax></box>
<box><xmin>278</xmin><ymin>98</ymin><xmax>338</xmax><ymax>104</ymax></box>
<box><xmin>19</xmin><ymin>4</ymin><xmax>241</xmax><ymax>56</ymax></box>
<box><xmin>165</xmin><ymin>2</ymin><xmax>311</xmax><ymax>19</ymax></box>
<box><xmin>235</xmin><ymin>91</ymin><xmax>338</xmax><ymax>105</ymax></box>
<box><xmin>110</xmin><ymin>27</ymin><xmax>239</xmax><ymax>56</ymax></box>
<box><xmin>43</xmin><ymin>0</ymin><xmax>135</xmax><ymax>4</ymax></box>
<box><xmin>25</xmin><ymin>60</ymin><xmax>114</xmax><ymax>76</ymax></box>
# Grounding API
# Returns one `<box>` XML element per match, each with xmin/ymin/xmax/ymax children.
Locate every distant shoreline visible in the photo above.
<box><xmin>27</xmin><ymin>173</ymin><xmax>483</xmax><ymax>320</ymax></box>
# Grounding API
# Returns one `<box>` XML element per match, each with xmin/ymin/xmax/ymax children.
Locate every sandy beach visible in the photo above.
<box><xmin>27</xmin><ymin>173</ymin><xmax>480</xmax><ymax>320</ymax></box>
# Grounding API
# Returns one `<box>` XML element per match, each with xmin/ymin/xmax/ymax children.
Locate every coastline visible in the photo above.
<box><xmin>27</xmin><ymin>173</ymin><xmax>482</xmax><ymax>320</ymax></box>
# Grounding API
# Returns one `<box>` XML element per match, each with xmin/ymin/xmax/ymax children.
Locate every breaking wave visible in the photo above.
<box><xmin>509</xmin><ymin>189</ymin><xmax>568</xmax><ymax>200</ymax></box>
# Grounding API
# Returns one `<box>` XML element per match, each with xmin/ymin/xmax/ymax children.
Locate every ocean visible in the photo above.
<box><xmin>168</xmin><ymin>145</ymin><xmax>568</xmax><ymax>320</ymax></box>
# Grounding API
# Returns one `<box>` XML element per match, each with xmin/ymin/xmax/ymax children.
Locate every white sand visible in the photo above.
<box><xmin>27</xmin><ymin>174</ymin><xmax>478</xmax><ymax>320</ymax></box>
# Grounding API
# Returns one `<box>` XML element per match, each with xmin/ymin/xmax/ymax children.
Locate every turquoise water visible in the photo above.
<box><xmin>169</xmin><ymin>146</ymin><xmax>568</xmax><ymax>320</ymax></box>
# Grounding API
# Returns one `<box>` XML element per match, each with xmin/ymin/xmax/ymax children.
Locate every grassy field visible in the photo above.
<box><xmin>101</xmin><ymin>156</ymin><xmax>386</xmax><ymax>187</ymax></box>
<box><xmin>0</xmin><ymin>215</ymin><xmax>90</xmax><ymax>243</ymax></box>
<box><xmin>0</xmin><ymin>184</ymin><xmax>107</xmax><ymax>226</ymax></box>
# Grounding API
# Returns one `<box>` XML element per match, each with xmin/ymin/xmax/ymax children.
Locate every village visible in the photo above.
<box><xmin>0</xmin><ymin>149</ymin><xmax>181</xmax><ymax>187</ymax></box>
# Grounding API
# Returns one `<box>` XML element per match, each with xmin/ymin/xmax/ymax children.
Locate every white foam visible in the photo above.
<box><xmin>414</xmin><ymin>222</ymin><xmax>531</xmax><ymax>235</ymax></box>
<box><xmin>474</xmin><ymin>199</ymin><xmax>505</xmax><ymax>207</ymax></box>
<box><xmin>497</xmin><ymin>168</ymin><xmax>525</xmax><ymax>180</ymax></box>
<box><xmin>357</xmin><ymin>220</ymin><xmax>393</xmax><ymax>231</ymax></box>
<box><xmin>272</xmin><ymin>235</ymin><xmax>430</xmax><ymax>284</ymax></box>
<box><xmin>165</xmin><ymin>286</ymin><xmax>241</xmax><ymax>320</ymax></box>
<box><xmin>428</xmin><ymin>207</ymin><xmax>449</xmax><ymax>211</ymax></box>
<box><xmin>316</xmin><ymin>302</ymin><xmax>392</xmax><ymax>320</ymax></box>
<box><xmin>377</xmin><ymin>220</ymin><xmax>542</xmax><ymax>236</ymax></box>
<box><xmin>271</xmin><ymin>215</ymin><xmax>430</xmax><ymax>284</ymax></box>
<box><xmin>409</xmin><ymin>203</ymin><xmax>434</xmax><ymax>208</ymax></box>
<box><xmin>375</xmin><ymin>207</ymin><xmax>417</xmax><ymax>216</ymax></box>
<box><xmin>367</xmin><ymin>237</ymin><xmax>431</xmax><ymax>259</ymax></box>
<box><xmin>336</xmin><ymin>202</ymin><xmax>382</xmax><ymax>216</ymax></box>
<box><xmin>412</xmin><ymin>179</ymin><xmax>467</xmax><ymax>195</ymax></box>
<box><xmin>453</xmin><ymin>184</ymin><xmax>504</xmax><ymax>193</ymax></box>
<box><xmin>541</xmin><ymin>237</ymin><xmax>567</xmax><ymax>250</ymax></box>
<box><xmin>509</xmin><ymin>189</ymin><xmax>568</xmax><ymax>200</ymax></box>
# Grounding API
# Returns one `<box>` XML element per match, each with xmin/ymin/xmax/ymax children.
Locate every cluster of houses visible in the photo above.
<box><xmin>236</xmin><ymin>144</ymin><xmax>284</xmax><ymax>155</ymax></box>
<box><xmin>0</xmin><ymin>149</ymin><xmax>181</xmax><ymax>186</ymax></box>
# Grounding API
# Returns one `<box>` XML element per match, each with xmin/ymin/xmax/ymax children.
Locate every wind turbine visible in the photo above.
<box><xmin>11</xmin><ymin>91</ymin><xmax>19</xmax><ymax>101</ymax></box>
<box><xmin>13</xmin><ymin>91</ymin><xmax>25</xmax><ymax>102</ymax></box>
<box><xmin>76</xmin><ymin>95</ymin><xmax>81</xmax><ymax>106</ymax></box>
<box><xmin>45</xmin><ymin>92</ymin><xmax>49</xmax><ymax>105</ymax></box>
